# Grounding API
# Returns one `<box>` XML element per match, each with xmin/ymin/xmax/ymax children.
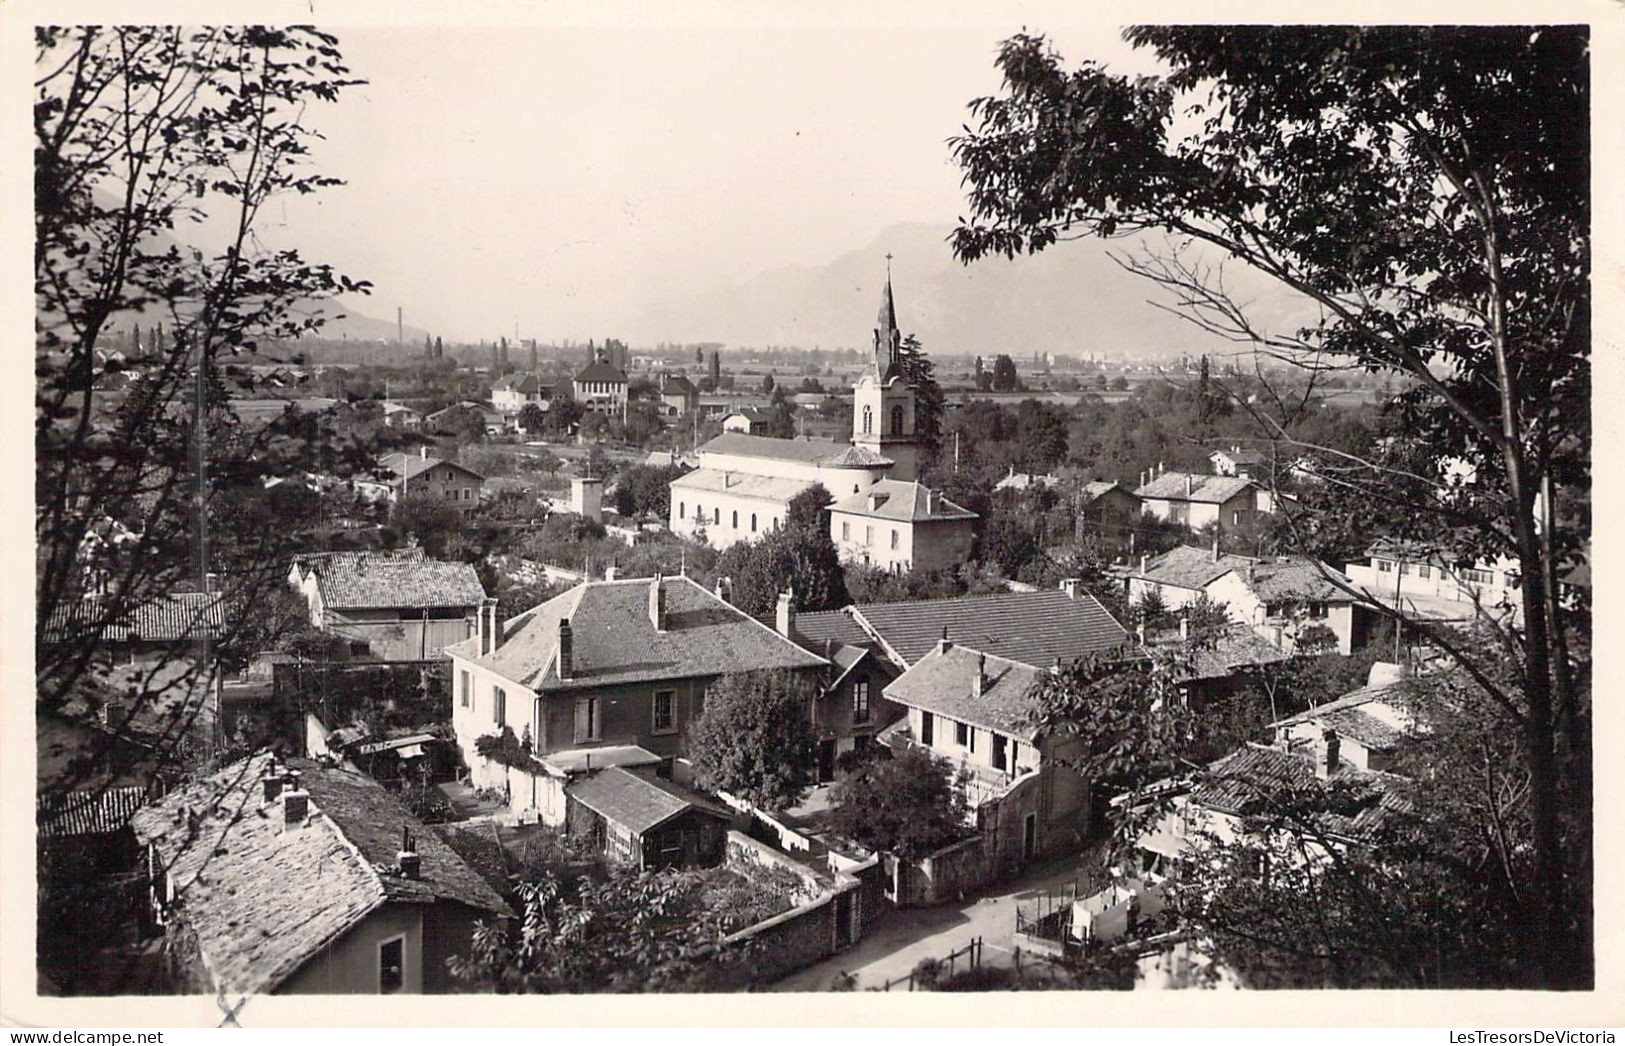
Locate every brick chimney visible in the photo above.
<box><xmin>649</xmin><ymin>573</ymin><xmax>667</xmax><ymax>631</ymax></box>
<box><xmin>1315</xmin><ymin>729</ymin><xmax>1340</xmax><ymax>780</ymax></box>
<box><xmin>283</xmin><ymin>788</ymin><xmax>310</xmax><ymax>828</ymax></box>
<box><xmin>398</xmin><ymin>826</ymin><xmax>421</xmax><ymax>879</ymax></box>
<box><xmin>972</xmin><ymin>652</ymin><xmax>987</xmax><ymax>697</ymax></box>
<box><xmin>776</xmin><ymin>588</ymin><xmax>795</xmax><ymax>638</ymax></box>
<box><xmin>557</xmin><ymin>618</ymin><xmax>574</xmax><ymax>680</ymax></box>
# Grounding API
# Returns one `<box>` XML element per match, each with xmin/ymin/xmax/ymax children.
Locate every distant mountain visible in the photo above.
<box><xmin>631</xmin><ymin>222</ymin><xmax>1315</xmax><ymax>359</ymax></box>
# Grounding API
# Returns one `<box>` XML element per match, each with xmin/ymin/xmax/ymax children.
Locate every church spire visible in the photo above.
<box><xmin>873</xmin><ymin>255</ymin><xmax>902</xmax><ymax>379</ymax></box>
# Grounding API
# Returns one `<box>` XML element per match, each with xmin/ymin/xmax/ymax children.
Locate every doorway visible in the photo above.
<box><xmin>817</xmin><ymin>738</ymin><xmax>837</xmax><ymax>784</ymax></box>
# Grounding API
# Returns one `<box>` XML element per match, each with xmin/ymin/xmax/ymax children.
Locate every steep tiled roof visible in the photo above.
<box><xmin>1148</xmin><ymin>624</ymin><xmax>1294</xmax><ymax>682</ymax></box>
<box><xmin>1188</xmin><ymin>743</ymin><xmax>1410</xmax><ymax>841</ymax></box>
<box><xmin>446</xmin><ymin>576</ymin><xmax>827</xmax><ymax>691</ymax></box>
<box><xmin>42</xmin><ymin>592</ymin><xmax>226</xmax><ymax>645</ymax></box>
<box><xmin>568</xmin><ymin>767</ymin><xmax>732</xmax><ymax>835</ymax></box>
<box><xmin>129</xmin><ymin>753</ymin><xmax>510</xmax><ymax>996</ymax></box>
<box><xmin>848</xmin><ymin>589</ymin><xmax>1128</xmax><ymax>669</ymax></box>
<box><xmin>697</xmin><ymin>433</ymin><xmax>888</xmax><ymax>468</ymax></box>
<box><xmin>575</xmin><ymin>361</ymin><xmax>628</xmax><ymax>384</ymax></box>
<box><xmin>659</xmin><ymin>374</ymin><xmax>698</xmax><ymax>395</ymax></box>
<box><xmin>668</xmin><ymin>468</ymin><xmax>815</xmax><ymax>503</ymax></box>
<box><xmin>311</xmin><ymin>551</ymin><xmax>486</xmax><ymax>611</ymax></box>
<box><xmin>884</xmin><ymin>646</ymin><xmax>1044</xmax><ymax>741</ymax></box>
<box><xmin>1135</xmin><ymin>471</ymin><xmax>1256</xmax><ymax>504</ymax></box>
<box><xmin>828</xmin><ymin>480</ymin><xmax>977</xmax><ymax>522</ymax></box>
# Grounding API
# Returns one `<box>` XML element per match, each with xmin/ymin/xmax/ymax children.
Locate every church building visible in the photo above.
<box><xmin>668</xmin><ymin>269</ymin><xmax>976</xmax><ymax>573</ymax></box>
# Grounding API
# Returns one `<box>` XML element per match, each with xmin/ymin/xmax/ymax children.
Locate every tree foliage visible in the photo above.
<box><xmin>715</xmin><ymin>485</ymin><xmax>849</xmax><ymax>618</ymax></box>
<box><xmin>685</xmin><ymin>669</ymin><xmax>819</xmax><ymax>812</ymax></box>
<box><xmin>952</xmin><ymin>25</ymin><xmax>1589</xmax><ymax>984</ymax></box>
<box><xmin>828</xmin><ymin>748</ymin><xmax>970</xmax><ymax>860</ymax></box>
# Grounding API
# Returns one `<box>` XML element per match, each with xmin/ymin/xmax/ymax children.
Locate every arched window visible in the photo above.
<box><xmin>714</xmin><ymin>507</ymin><xmax>721</xmax><ymax>524</ymax></box>
<box><xmin>750</xmin><ymin>514</ymin><xmax>757</xmax><ymax>533</ymax></box>
<box><xmin>890</xmin><ymin>404</ymin><xmax>905</xmax><ymax>436</ymax></box>
<box><xmin>861</xmin><ymin>405</ymin><xmax>873</xmax><ymax>434</ymax></box>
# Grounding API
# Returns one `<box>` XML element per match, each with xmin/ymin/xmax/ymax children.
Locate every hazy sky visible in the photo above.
<box><xmin>249</xmin><ymin>19</ymin><xmax>1162</xmax><ymax>342</ymax></box>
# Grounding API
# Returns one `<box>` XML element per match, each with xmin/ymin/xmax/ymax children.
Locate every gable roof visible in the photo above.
<box><xmin>1079</xmin><ymin>480</ymin><xmax>1138</xmax><ymax>504</ymax></box>
<box><xmin>378</xmin><ymin>452</ymin><xmax>485</xmax><ymax>483</ymax></box>
<box><xmin>1226</xmin><ymin>557</ymin><xmax>1354</xmax><ymax>604</ymax></box>
<box><xmin>1148</xmin><ymin>624</ymin><xmax>1295</xmax><ymax>682</ymax></box>
<box><xmin>1213</xmin><ymin>448</ymin><xmax>1265</xmax><ymax>466</ymax></box>
<box><xmin>828</xmin><ymin>480</ymin><xmax>977</xmax><ymax>522</ymax></box>
<box><xmin>308</xmin><ymin>550</ymin><xmax>486</xmax><ymax>611</ymax></box>
<box><xmin>1127</xmin><ymin>545</ymin><xmax>1259</xmax><ymax>590</ymax></box>
<box><xmin>793</xmin><ymin>608</ymin><xmax>873</xmax><ymax>651</ymax></box>
<box><xmin>847</xmin><ymin>588</ymin><xmax>1128</xmax><ymax>669</ymax></box>
<box><xmin>129</xmin><ymin>752</ymin><xmax>510</xmax><ymax>997</ymax></box>
<box><xmin>668</xmin><ymin>468</ymin><xmax>815</xmax><ymax>504</ymax></box>
<box><xmin>568</xmin><ymin>767</ymin><xmax>732</xmax><ymax>835</ymax></box>
<box><xmin>1271</xmin><ymin>682</ymin><xmax>1419</xmax><ymax>752</ymax></box>
<box><xmin>445</xmin><ymin>575</ymin><xmax>827</xmax><ymax>691</ymax></box>
<box><xmin>1135</xmin><ymin>471</ymin><xmax>1256</xmax><ymax>504</ymax></box>
<box><xmin>659</xmin><ymin>374</ymin><xmax>698</xmax><ymax>395</ymax></box>
<box><xmin>575</xmin><ymin>360</ymin><xmax>628</xmax><ymax>384</ymax></box>
<box><xmin>696</xmin><ymin>432</ymin><xmax>891</xmax><ymax>469</ymax></box>
<box><xmin>42</xmin><ymin>591</ymin><xmax>227</xmax><ymax>645</ymax></box>
<box><xmin>884</xmin><ymin>646</ymin><xmax>1044</xmax><ymax>741</ymax></box>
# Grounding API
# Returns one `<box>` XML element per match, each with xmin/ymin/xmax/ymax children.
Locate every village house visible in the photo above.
<box><xmin>1143</xmin><ymin>622</ymin><xmax>1296</xmax><ymax>709</ymax></box>
<box><xmin>490</xmin><ymin>373</ymin><xmax>551</xmax><ymax>413</ymax></box>
<box><xmin>355</xmin><ymin>449</ymin><xmax>485</xmax><ymax>514</ymax></box>
<box><xmin>1269</xmin><ymin>664</ymin><xmax>1421</xmax><ymax>773</ymax></box>
<box><xmin>445</xmin><ymin>574</ymin><xmax>828</xmax><ymax>825</ymax></box>
<box><xmin>1121</xmin><ymin>544</ymin><xmax>1363</xmax><ymax>654</ymax></box>
<box><xmin>425</xmin><ymin>400</ymin><xmax>511</xmax><ymax>437</ymax></box>
<box><xmin>130</xmin><ymin>752</ymin><xmax>510</xmax><ymax>995</ymax></box>
<box><xmin>1134</xmin><ymin>466</ymin><xmax>1272</xmax><ymax>529</ymax></box>
<box><xmin>993</xmin><ymin>466</ymin><xmax>1062</xmax><ymax>494</ymax></box>
<box><xmin>1343</xmin><ymin>538</ymin><xmax>1525</xmax><ymax>626</ymax></box>
<box><xmin>657</xmin><ymin>372</ymin><xmax>700</xmax><ymax>417</ymax></box>
<box><xmin>827</xmin><ymin>480</ymin><xmax>977</xmax><ymax>574</ymax></box>
<box><xmin>667</xmin><ymin>273</ymin><xmax>970</xmax><ymax>554</ymax></box>
<box><xmin>1074</xmin><ymin>480</ymin><xmax>1143</xmax><ymax>531</ymax></box>
<box><xmin>288</xmin><ymin>548</ymin><xmax>487</xmax><ymax>662</ymax></box>
<box><xmin>572</xmin><ymin>354</ymin><xmax>629</xmax><ymax>413</ymax></box>
<box><xmin>381</xmin><ymin>401</ymin><xmax>422</xmax><ymax>430</ymax></box>
<box><xmin>1209</xmin><ymin>445</ymin><xmax>1267</xmax><ymax>479</ymax></box>
<box><xmin>721</xmin><ymin>407</ymin><xmax>774</xmax><ymax>435</ymax></box>
<box><xmin>782</xmin><ymin>596</ymin><xmax>907</xmax><ymax>783</ymax></box>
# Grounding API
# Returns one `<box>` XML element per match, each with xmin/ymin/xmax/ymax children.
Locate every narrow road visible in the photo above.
<box><xmin>771</xmin><ymin>854</ymin><xmax>1086</xmax><ymax>992</ymax></box>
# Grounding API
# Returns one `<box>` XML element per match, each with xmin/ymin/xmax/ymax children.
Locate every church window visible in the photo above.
<box><xmin>732</xmin><ymin>510</ymin><xmax>738</xmax><ymax>529</ymax></box>
<box><xmin>714</xmin><ymin>508</ymin><xmax>721</xmax><ymax>525</ymax></box>
<box><xmin>890</xmin><ymin>404</ymin><xmax>905</xmax><ymax>436</ymax></box>
<box><xmin>862</xmin><ymin>406</ymin><xmax>873</xmax><ymax>434</ymax></box>
<box><xmin>865</xmin><ymin>525</ymin><xmax>873</xmax><ymax>546</ymax></box>
<box><xmin>679</xmin><ymin>501</ymin><xmax>685</xmax><ymax>519</ymax></box>
<box><xmin>751</xmin><ymin>514</ymin><xmax>758</xmax><ymax>533</ymax></box>
<box><xmin>891</xmin><ymin>529</ymin><xmax>899</xmax><ymax>550</ymax></box>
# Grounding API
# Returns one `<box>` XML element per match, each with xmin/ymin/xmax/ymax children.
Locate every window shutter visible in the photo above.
<box><xmin>575</xmin><ymin>698</ymin><xmax>589</xmax><ymax>741</ymax></box>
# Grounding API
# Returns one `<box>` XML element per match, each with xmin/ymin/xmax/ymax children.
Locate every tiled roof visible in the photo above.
<box><xmin>696</xmin><ymin>433</ymin><xmax>889</xmax><ymax>468</ymax></box>
<box><xmin>659</xmin><ymin>375</ymin><xmax>698</xmax><ymax>395</ymax></box>
<box><xmin>1079</xmin><ymin>481</ymin><xmax>1137</xmax><ymax>505</ymax></box>
<box><xmin>42</xmin><ymin>592</ymin><xmax>227</xmax><ymax>645</ymax></box>
<box><xmin>828</xmin><ymin>480</ymin><xmax>977</xmax><ymax>522</ymax></box>
<box><xmin>129</xmin><ymin>753</ymin><xmax>510</xmax><ymax>996</ymax></box>
<box><xmin>568</xmin><ymin>767</ymin><xmax>732</xmax><ymax>835</ymax></box>
<box><xmin>1148</xmin><ymin>624</ymin><xmax>1294</xmax><ymax>682</ymax></box>
<box><xmin>378</xmin><ymin>452</ymin><xmax>485</xmax><ymax>483</ymax></box>
<box><xmin>430</xmin><ymin>821</ymin><xmax>512</xmax><ymax>899</ymax></box>
<box><xmin>1272</xmin><ymin>683</ymin><xmax>1415</xmax><ymax>751</ymax></box>
<box><xmin>310</xmin><ymin>550</ymin><xmax>486</xmax><ymax>611</ymax></box>
<box><xmin>1128</xmin><ymin>545</ymin><xmax>1259</xmax><ymax>590</ymax></box>
<box><xmin>668</xmin><ymin>468</ymin><xmax>816</xmax><ymax>503</ymax></box>
<box><xmin>1187</xmin><ymin>743</ymin><xmax>1410</xmax><ymax>841</ymax></box>
<box><xmin>37</xmin><ymin>785</ymin><xmax>149</xmax><ymax>837</ymax></box>
<box><xmin>793</xmin><ymin>608</ymin><xmax>873</xmax><ymax>651</ymax></box>
<box><xmin>1231</xmin><ymin>557</ymin><xmax>1354</xmax><ymax>603</ymax></box>
<box><xmin>575</xmin><ymin>361</ymin><xmax>628</xmax><ymax>383</ymax></box>
<box><xmin>1214</xmin><ymin>448</ymin><xmax>1265</xmax><ymax>465</ymax></box>
<box><xmin>1135</xmin><ymin>471</ymin><xmax>1256</xmax><ymax>504</ymax></box>
<box><xmin>724</xmin><ymin>408</ymin><xmax>773</xmax><ymax>422</ymax></box>
<box><xmin>993</xmin><ymin>471</ymin><xmax>1060</xmax><ymax>492</ymax></box>
<box><xmin>446</xmin><ymin>576</ymin><xmax>828</xmax><ymax>691</ymax></box>
<box><xmin>884</xmin><ymin>646</ymin><xmax>1044</xmax><ymax>741</ymax></box>
<box><xmin>848</xmin><ymin>588</ymin><xmax>1128</xmax><ymax>669</ymax></box>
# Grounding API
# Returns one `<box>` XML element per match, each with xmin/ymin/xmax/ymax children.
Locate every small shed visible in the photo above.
<box><xmin>565</xmin><ymin>767</ymin><xmax>733</xmax><ymax>871</ymax></box>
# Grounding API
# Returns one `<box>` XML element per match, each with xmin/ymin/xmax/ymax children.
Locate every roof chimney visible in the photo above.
<box><xmin>1179</xmin><ymin>615</ymin><xmax>1189</xmax><ymax>640</ymax></box>
<box><xmin>1315</xmin><ymin>729</ymin><xmax>1340</xmax><ymax>780</ymax></box>
<box><xmin>420</xmin><ymin>445</ymin><xmax>429</xmax><ymax>460</ymax></box>
<box><xmin>1061</xmin><ymin>578</ymin><xmax>1082</xmax><ymax>600</ymax></box>
<box><xmin>398</xmin><ymin>826</ymin><xmax>421</xmax><ymax>879</ymax></box>
<box><xmin>973</xmin><ymin>652</ymin><xmax>987</xmax><ymax>697</ymax></box>
<box><xmin>938</xmin><ymin>626</ymin><xmax>952</xmax><ymax>654</ymax></box>
<box><xmin>263</xmin><ymin>769</ymin><xmax>287</xmax><ymax>804</ymax></box>
<box><xmin>1185</xmin><ymin>474</ymin><xmax>1194</xmax><ymax>497</ymax></box>
<box><xmin>283</xmin><ymin>788</ymin><xmax>310</xmax><ymax>829</ymax></box>
<box><xmin>1212</xmin><ymin>532</ymin><xmax>1220</xmax><ymax>562</ymax></box>
<box><xmin>776</xmin><ymin>588</ymin><xmax>796</xmax><ymax>639</ymax></box>
<box><xmin>557</xmin><ymin>618</ymin><xmax>574</xmax><ymax>680</ymax></box>
<box><xmin>714</xmin><ymin>576</ymin><xmax>732</xmax><ymax>604</ymax></box>
<box><xmin>924</xmin><ymin>488</ymin><xmax>936</xmax><ymax>514</ymax></box>
<box><xmin>1140</xmin><ymin>553</ymin><xmax>1149</xmax><ymax>574</ymax></box>
<box><xmin>649</xmin><ymin>574</ymin><xmax>667</xmax><ymax>631</ymax></box>
<box><xmin>604</xmin><ymin>564</ymin><xmax>619</xmax><ymax>581</ymax></box>
<box><xmin>478</xmin><ymin>597</ymin><xmax>500</xmax><ymax>656</ymax></box>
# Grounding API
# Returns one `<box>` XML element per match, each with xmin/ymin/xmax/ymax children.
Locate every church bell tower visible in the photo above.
<box><xmin>852</xmin><ymin>259</ymin><xmax>926</xmax><ymax>482</ymax></box>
